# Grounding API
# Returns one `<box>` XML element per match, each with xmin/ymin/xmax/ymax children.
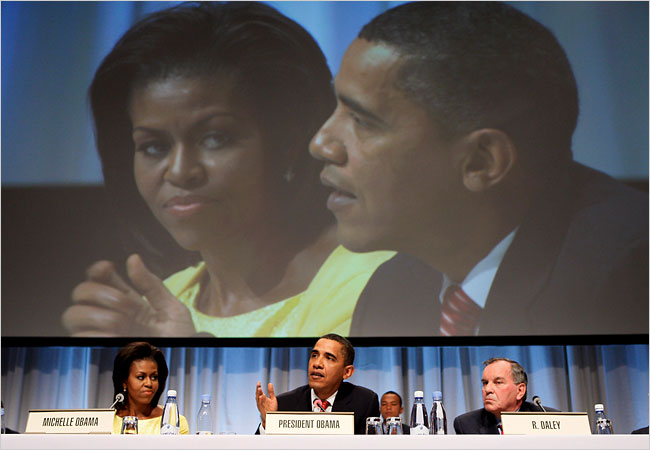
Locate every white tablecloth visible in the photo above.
<box><xmin>1</xmin><ymin>434</ymin><xmax>648</xmax><ymax>450</ymax></box>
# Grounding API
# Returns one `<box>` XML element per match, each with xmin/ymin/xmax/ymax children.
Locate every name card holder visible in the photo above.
<box><xmin>26</xmin><ymin>409</ymin><xmax>115</xmax><ymax>434</ymax></box>
<box><xmin>501</xmin><ymin>411</ymin><xmax>591</xmax><ymax>435</ymax></box>
<box><xmin>265</xmin><ymin>411</ymin><xmax>354</xmax><ymax>435</ymax></box>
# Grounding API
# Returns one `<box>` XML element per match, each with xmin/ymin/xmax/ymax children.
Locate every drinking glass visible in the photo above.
<box><xmin>121</xmin><ymin>416</ymin><xmax>138</xmax><ymax>435</ymax></box>
<box><xmin>387</xmin><ymin>417</ymin><xmax>403</xmax><ymax>435</ymax></box>
<box><xmin>365</xmin><ymin>417</ymin><xmax>383</xmax><ymax>435</ymax></box>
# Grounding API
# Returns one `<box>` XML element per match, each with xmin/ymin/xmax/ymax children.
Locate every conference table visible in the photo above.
<box><xmin>2</xmin><ymin>434</ymin><xmax>648</xmax><ymax>450</ymax></box>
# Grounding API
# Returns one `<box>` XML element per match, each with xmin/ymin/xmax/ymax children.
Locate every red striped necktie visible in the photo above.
<box><xmin>314</xmin><ymin>398</ymin><xmax>330</xmax><ymax>412</ymax></box>
<box><xmin>439</xmin><ymin>285</ymin><xmax>482</xmax><ymax>336</ymax></box>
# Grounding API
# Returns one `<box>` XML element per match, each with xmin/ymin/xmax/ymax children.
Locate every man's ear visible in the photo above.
<box><xmin>342</xmin><ymin>365</ymin><xmax>355</xmax><ymax>380</ymax></box>
<box><xmin>459</xmin><ymin>129</ymin><xmax>517</xmax><ymax>192</ymax></box>
<box><xmin>516</xmin><ymin>383</ymin><xmax>526</xmax><ymax>401</ymax></box>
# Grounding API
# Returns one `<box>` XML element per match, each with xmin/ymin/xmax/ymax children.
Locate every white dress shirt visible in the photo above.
<box><xmin>310</xmin><ymin>388</ymin><xmax>337</xmax><ymax>412</ymax></box>
<box><xmin>439</xmin><ymin>229</ymin><xmax>517</xmax><ymax>310</ymax></box>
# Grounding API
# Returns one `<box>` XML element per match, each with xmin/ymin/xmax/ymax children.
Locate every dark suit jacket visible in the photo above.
<box><xmin>350</xmin><ymin>163</ymin><xmax>648</xmax><ymax>336</ymax></box>
<box><xmin>257</xmin><ymin>381</ymin><xmax>379</xmax><ymax>435</ymax></box>
<box><xmin>454</xmin><ymin>401</ymin><xmax>553</xmax><ymax>434</ymax></box>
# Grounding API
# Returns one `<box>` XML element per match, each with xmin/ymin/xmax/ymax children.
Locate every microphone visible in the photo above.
<box><xmin>532</xmin><ymin>395</ymin><xmax>546</xmax><ymax>412</ymax></box>
<box><xmin>109</xmin><ymin>392</ymin><xmax>125</xmax><ymax>410</ymax></box>
<box><xmin>313</xmin><ymin>398</ymin><xmax>326</xmax><ymax>412</ymax></box>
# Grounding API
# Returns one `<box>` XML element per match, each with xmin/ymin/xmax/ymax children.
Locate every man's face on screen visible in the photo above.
<box><xmin>309</xmin><ymin>38</ymin><xmax>468</xmax><ymax>255</ymax></box>
<box><xmin>481</xmin><ymin>360</ymin><xmax>525</xmax><ymax>417</ymax></box>
<box><xmin>130</xmin><ymin>75</ymin><xmax>278</xmax><ymax>252</ymax></box>
<box><xmin>308</xmin><ymin>338</ymin><xmax>353</xmax><ymax>399</ymax></box>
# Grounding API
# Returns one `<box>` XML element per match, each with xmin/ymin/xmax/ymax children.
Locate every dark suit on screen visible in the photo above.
<box><xmin>257</xmin><ymin>381</ymin><xmax>379</xmax><ymax>435</ymax></box>
<box><xmin>454</xmin><ymin>401</ymin><xmax>554</xmax><ymax>434</ymax></box>
<box><xmin>350</xmin><ymin>163</ymin><xmax>648</xmax><ymax>336</ymax></box>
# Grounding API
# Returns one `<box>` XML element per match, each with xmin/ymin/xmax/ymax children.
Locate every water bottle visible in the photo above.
<box><xmin>594</xmin><ymin>403</ymin><xmax>613</xmax><ymax>434</ymax></box>
<box><xmin>196</xmin><ymin>394</ymin><xmax>213</xmax><ymax>435</ymax></box>
<box><xmin>160</xmin><ymin>390</ymin><xmax>180</xmax><ymax>435</ymax></box>
<box><xmin>1</xmin><ymin>405</ymin><xmax>6</xmax><ymax>434</ymax></box>
<box><xmin>429</xmin><ymin>390</ymin><xmax>447</xmax><ymax>434</ymax></box>
<box><xmin>409</xmin><ymin>390</ymin><xmax>429</xmax><ymax>435</ymax></box>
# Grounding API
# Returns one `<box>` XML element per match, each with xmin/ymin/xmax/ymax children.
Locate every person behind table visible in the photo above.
<box><xmin>255</xmin><ymin>333</ymin><xmax>379</xmax><ymax>435</ymax></box>
<box><xmin>454</xmin><ymin>358</ymin><xmax>554</xmax><ymax>434</ymax></box>
<box><xmin>112</xmin><ymin>341</ymin><xmax>189</xmax><ymax>434</ymax></box>
<box><xmin>309</xmin><ymin>1</ymin><xmax>647</xmax><ymax>337</ymax></box>
<box><xmin>61</xmin><ymin>2</ymin><xmax>394</xmax><ymax>338</ymax></box>
<box><xmin>380</xmin><ymin>391</ymin><xmax>409</xmax><ymax>434</ymax></box>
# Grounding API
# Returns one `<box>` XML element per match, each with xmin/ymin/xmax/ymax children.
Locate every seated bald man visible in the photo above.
<box><xmin>255</xmin><ymin>333</ymin><xmax>379</xmax><ymax>434</ymax></box>
<box><xmin>454</xmin><ymin>358</ymin><xmax>556</xmax><ymax>434</ymax></box>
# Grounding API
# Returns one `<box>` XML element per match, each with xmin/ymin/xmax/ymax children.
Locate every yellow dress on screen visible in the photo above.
<box><xmin>164</xmin><ymin>245</ymin><xmax>394</xmax><ymax>337</ymax></box>
<box><xmin>112</xmin><ymin>413</ymin><xmax>190</xmax><ymax>435</ymax></box>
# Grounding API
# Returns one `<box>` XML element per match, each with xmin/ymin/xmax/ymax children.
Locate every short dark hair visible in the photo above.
<box><xmin>381</xmin><ymin>390</ymin><xmax>403</xmax><ymax>407</ymax></box>
<box><xmin>319</xmin><ymin>333</ymin><xmax>355</xmax><ymax>366</ymax></box>
<box><xmin>112</xmin><ymin>341</ymin><xmax>169</xmax><ymax>410</ymax></box>
<box><xmin>89</xmin><ymin>1</ymin><xmax>335</xmax><ymax>274</ymax></box>
<box><xmin>483</xmin><ymin>357</ymin><xmax>528</xmax><ymax>402</ymax></box>
<box><xmin>359</xmin><ymin>1</ymin><xmax>578</xmax><ymax>174</ymax></box>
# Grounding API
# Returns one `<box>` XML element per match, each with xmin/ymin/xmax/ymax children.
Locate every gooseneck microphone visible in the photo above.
<box><xmin>109</xmin><ymin>392</ymin><xmax>125</xmax><ymax>410</ymax></box>
<box><xmin>532</xmin><ymin>395</ymin><xmax>546</xmax><ymax>412</ymax></box>
<box><xmin>313</xmin><ymin>398</ymin><xmax>326</xmax><ymax>412</ymax></box>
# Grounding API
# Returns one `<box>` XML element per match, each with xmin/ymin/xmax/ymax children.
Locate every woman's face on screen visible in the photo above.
<box><xmin>129</xmin><ymin>75</ymin><xmax>276</xmax><ymax>252</ymax></box>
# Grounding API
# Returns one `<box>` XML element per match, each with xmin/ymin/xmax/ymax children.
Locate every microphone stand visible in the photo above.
<box><xmin>109</xmin><ymin>393</ymin><xmax>125</xmax><ymax>410</ymax></box>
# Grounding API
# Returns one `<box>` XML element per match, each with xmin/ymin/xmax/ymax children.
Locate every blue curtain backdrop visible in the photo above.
<box><xmin>1</xmin><ymin>1</ymin><xmax>648</xmax><ymax>184</ymax></box>
<box><xmin>2</xmin><ymin>344</ymin><xmax>648</xmax><ymax>434</ymax></box>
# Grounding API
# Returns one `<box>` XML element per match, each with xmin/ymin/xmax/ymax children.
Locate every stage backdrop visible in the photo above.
<box><xmin>2</xmin><ymin>1</ymin><xmax>648</xmax><ymax>338</ymax></box>
<box><xmin>1</xmin><ymin>344</ymin><xmax>648</xmax><ymax>434</ymax></box>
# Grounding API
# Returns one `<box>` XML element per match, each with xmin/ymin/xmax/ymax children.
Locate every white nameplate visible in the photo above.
<box><xmin>501</xmin><ymin>412</ymin><xmax>591</xmax><ymax>435</ymax></box>
<box><xmin>265</xmin><ymin>411</ymin><xmax>354</xmax><ymax>435</ymax></box>
<box><xmin>25</xmin><ymin>409</ymin><xmax>115</xmax><ymax>434</ymax></box>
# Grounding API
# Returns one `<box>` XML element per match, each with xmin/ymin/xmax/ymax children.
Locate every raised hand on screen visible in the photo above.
<box><xmin>62</xmin><ymin>254</ymin><xmax>196</xmax><ymax>337</ymax></box>
<box><xmin>255</xmin><ymin>381</ymin><xmax>278</xmax><ymax>427</ymax></box>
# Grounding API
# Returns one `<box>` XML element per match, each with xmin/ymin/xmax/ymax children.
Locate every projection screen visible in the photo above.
<box><xmin>2</xmin><ymin>1</ymin><xmax>647</xmax><ymax>340</ymax></box>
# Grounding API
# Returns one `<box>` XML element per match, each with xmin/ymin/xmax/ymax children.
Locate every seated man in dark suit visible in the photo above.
<box><xmin>255</xmin><ymin>333</ymin><xmax>379</xmax><ymax>434</ymax></box>
<box><xmin>380</xmin><ymin>391</ymin><xmax>410</xmax><ymax>434</ymax></box>
<box><xmin>454</xmin><ymin>358</ymin><xmax>555</xmax><ymax>434</ymax></box>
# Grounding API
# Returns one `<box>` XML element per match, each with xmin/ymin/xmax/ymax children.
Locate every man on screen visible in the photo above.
<box><xmin>309</xmin><ymin>1</ymin><xmax>648</xmax><ymax>337</ymax></box>
<box><xmin>454</xmin><ymin>358</ymin><xmax>554</xmax><ymax>434</ymax></box>
<box><xmin>255</xmin><ymin>333</ymin><xmax>379</xmax><ymax>434</ymax></box>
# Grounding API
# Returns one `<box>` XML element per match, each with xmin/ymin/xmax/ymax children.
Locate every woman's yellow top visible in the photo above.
<box><xmin>112</xmin><ymin>413</ymin><xmax>190</xmax><ymax>435</ymax></box>
<box><xmin>164</xmin><ymin>245</ymin><xmax>394</xmax><ymax>337</ymax></box>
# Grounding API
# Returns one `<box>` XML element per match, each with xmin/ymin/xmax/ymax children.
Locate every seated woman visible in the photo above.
<box><xmin>62</xmin><ymin>2</ymin><xmax>393</xmax><ymax>337</ymax></box>
<box><xmin>112</xmin><ymin>341</ymin><xmax>189</xmax><ymax>434</ymax></box>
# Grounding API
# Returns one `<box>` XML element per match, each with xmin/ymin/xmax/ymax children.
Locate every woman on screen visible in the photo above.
<box><xmin>112</xmin><ymin>341</ymin><xmax>189</xmax><ymax>434</ymax></box>
<box><xmin>61</xmin><ymin>2</ymin><xmax>393</xmax><ymax>337</ymax></box>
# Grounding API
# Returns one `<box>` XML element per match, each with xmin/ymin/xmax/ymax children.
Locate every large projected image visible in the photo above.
<box><xmin>2</xmin><ymin>1</ymin><xmax>648</xmax><ymax>339</ymax></box>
